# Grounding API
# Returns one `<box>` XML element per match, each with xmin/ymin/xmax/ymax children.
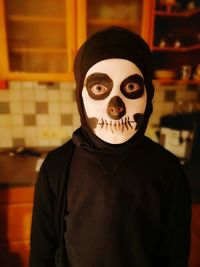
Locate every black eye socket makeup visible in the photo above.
<box><xmin>85</xmin><ymin>73</ymin><xmax>113</xmax><ymax>100</ymax></box>
<box><xmin>120</xmin><ymin>74</ymin><xmax>145</xmax><ymax>99</ymax></box>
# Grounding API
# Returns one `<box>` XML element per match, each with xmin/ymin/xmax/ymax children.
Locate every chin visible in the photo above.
<box><xmin>94</xmin><ymin>128</ymin><xmax>137</xmax><ymax>144</ymax></box>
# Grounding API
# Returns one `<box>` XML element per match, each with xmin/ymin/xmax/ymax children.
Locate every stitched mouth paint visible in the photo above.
<box><xmin>97</xmin><ymin>117</ymin><xmax>135</xmax><ymax>133</ymax></box>
<box><xmin>87</xmin><ymin>113</ymin><xmax>144</xmax><ymax>134</ymax></box>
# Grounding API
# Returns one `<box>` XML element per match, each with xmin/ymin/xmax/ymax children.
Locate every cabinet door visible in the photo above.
<box><xmin>76</xmin><ymin>0</ymin><xmax>153</xmax><ymax>49</ymax></box>
<box><xmin>0</xmin><ymin>187</ymin><xmax>34</xmax><ymax>267</ymax></box>
<box><xmin>0</xmin><ymin>0</ymin><xmax>76</xmax><ymax>81</ymax></box>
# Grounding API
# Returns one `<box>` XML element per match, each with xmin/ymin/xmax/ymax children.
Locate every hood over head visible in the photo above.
<box><xmin>74</xmin><ymin>26</ymin><xmax>154</xmax><ymax>146</ymax></box>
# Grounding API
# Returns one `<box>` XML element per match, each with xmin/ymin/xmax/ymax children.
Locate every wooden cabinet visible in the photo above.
<box><xmin>0</xmin><ymin>187</ymin><xmax>34</xmax><ymax>267</ymax></box>
<box><xmin>76</xmin><ymin>0</ymin><xmax>152</xmax><ymax>49</ymax></box>
<box><xmin>150</xmin><ymin>0</ymin><xmax>200</xmax><ymax>84</ymax></box>
<box><xmin>0</xmin><ymin>0</ymin><xmax>153</xmax><ymax>82</ymax></box>
<box><xmin>0</xmin><ymin>0</ymin><xmax>76</xmax><ymax>81</ymax></box>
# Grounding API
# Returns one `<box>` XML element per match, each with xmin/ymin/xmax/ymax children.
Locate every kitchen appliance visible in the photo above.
<box><xmin>159</xmin><ymin>111</ymin><xmax>200</xmax><ymax>164</ymax></box>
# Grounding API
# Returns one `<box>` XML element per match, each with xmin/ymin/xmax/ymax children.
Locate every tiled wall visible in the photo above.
<box><xmin>0</xmin><ymin>81</ymin><xmax>199</xmax><ymax>149</ymax></box>
<box><xmin>0</xmin><ymin>81</ymin><xmax>80</xmax><ymax>148</ymax></box>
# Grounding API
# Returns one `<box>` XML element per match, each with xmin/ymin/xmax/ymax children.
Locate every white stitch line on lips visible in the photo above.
<box><xmin>97</xmin><ymin>117</ymin><xmax>136</xmax><ymax>133</ymax></box>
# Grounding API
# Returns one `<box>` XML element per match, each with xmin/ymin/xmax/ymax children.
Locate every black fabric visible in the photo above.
<box><xmin>72</xmin><ymin>126</ymin><xmax>144</xmax><ymax>153</ymax></box>
<box><xmin>30</xmin><ymin>137</ymin><xmax>191</xmax><ymax>267</ymax></box>
<box><xmin>30</xmin><ymin>140</ymin><xmax>74</xmax><ymax>267</ymax></box>
<box><xmin>30</xmin><ymin>27</ymin><xmax>191</xmax><ymax>267</ymax></box>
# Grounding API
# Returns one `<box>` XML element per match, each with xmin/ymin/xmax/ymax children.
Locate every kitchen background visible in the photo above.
<box><xmin>0</xmin><ymin>0</ymin><xmax>200</xmax><ymax>267</ymax></box>
<box><xmin>0</xmin><ymin>81</ymin><xmax>199</xmax><ymax>148</ymax></box>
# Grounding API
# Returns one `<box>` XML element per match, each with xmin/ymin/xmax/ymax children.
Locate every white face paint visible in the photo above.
<box><xmin>82</xmin><ymin>58</ymin><xmax>147</xmax><ymax>144</ymax></box>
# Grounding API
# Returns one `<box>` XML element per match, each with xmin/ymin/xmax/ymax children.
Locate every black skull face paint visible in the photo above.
<box><xmin>85</xmin><ymin>73</ymin><xmax>113</xmax><ymax>100</ymax></box>
<box><xmin>107</xmin><ymin>96</ymin><xmax>126</xmax><ymax>120</ymax></box>
<box><xmin>120</xmin><ymin>74</ymin><xmax>144</xmax><ymax>99</ymax></box>
<box><xmin>82</xmin><ymin>59</ymin><xmax>147</xmax><ymax>144</ymax></box>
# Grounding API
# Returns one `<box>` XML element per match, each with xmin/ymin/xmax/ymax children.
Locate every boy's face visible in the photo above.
<box><xmin>82</xmin><ymin>58</ymin><xmax>147</xmax><ymax>144</ymax></box>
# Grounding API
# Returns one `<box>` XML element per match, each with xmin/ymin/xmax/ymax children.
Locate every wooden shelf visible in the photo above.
<box><xmin>0</xmin><ymin>71</ymin><xmax>74</xmax><ymax>82</ymax></box>
<box><xmin>10</xmin><ymin>47</ymin><xmax>67</xmax><ymax>54</ymax></box>
<box><xmin>88</xmin><ymin>18</ymin><xmax>139</xmax><ymax>28</ymax></box>
<box><xmin>152</xmin><ymin>44</ymin><xmax>200</xmax><ymax>52</ymax></box>
<box><xmin>7</xmin><ymin>15</ymin><xmax>66</xmax><ymax>23</ymax></box>
<box><xmin>153</xmin><ymin>78</ymin><xmax>200</xmax><ymax>85</ymax></box>
<box><xmin>155</xmin><ymin>7</ymin><xmax>200</xmax><ymax>17</ymax></box>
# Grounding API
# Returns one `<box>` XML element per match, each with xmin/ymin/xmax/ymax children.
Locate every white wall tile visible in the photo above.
<box><xmin>60</xmin><ymin>102</ymin><xmax>73</xmax><ymax>114</ymax></box>
<box><xmin>0</xmin><ymin>90</ymin><xmax>9</xmax><ymax>101</ymax></box>
<box><xmin>37</xmin><ymin>138</ymin><xmax>50</xmax><ymax>147</ymax></box>
<box><xmin>72</xmin><ymin>102</ymin><xmax>79</xmax><ymax>113</ymax></box>
<box><xmin>60</xmin><ymin>88</ymin><xmax>74</xmax><ymax>102</ymax></box>
<box><xmin>21</xmin><ymin>88</ymin><xmax>35</xmax><ymax>101</ymax></box>
<box><xmin>25</xmin><ymin>127</ymin><xmax>37</xmax><ymax>137</ymax></box>
<box><xmin>60</xmin><ymin>82</ymin><xmax>75</xmax><ymax>90</ymax></box>
<box><xmin>37</xmin><ymin>127</ymin><xmax>49</xmax><ymax>139</ymax></box>
<box><xmin>36</xmin><ymin>114</ymin><xmax>49</xmax><ymax>126</ymax></box>
<box><xmin>49</xmin><ymin>115</ymin><xmax>61</xmax><ymax>127</ymax></box>
<box><xmin>11</xmin><ymin>115</ymin><xmax>24</xmax><ymax>126</ymax></box>
<box><xmin>9</xmin><ymin>81</ymin><xmax>21</xmax><ymax>90</ymax></box>
<box><xmin>10</xmin><ymin>102</ymin><xmax>23</xmax><ymax>114</ymax></box>
<box><xmin>72</xmin><ymin>114</ymin><xmax>80</xmax><ymax>127</ymax></box>
<box><xmin>0</xmin><ymin>127</ymin><xmax>11</xmax><ymax>137</ymax></box>
<box><xmin>11</xmin><ymin>126</ymin><xmax>24</xmax><ymax>138</ymax></box>
<box><xmin>49</xmin><ymin>139</ymin><xmax>62</xmax><ymax>146</ymax></box>
<box><xmin>0</xmin><ymin>138</ymin><xmax>13</xmax><ymax>148</ymax></box>
<box><xmin>48</xmin><ymin>103</ymin><xmax>60</xmax><ymax>114</ymax></box>
<box><xmin>9</xmin><ymin>88</ymin><xmax>21</xmax><ymax>101</ymax></box>
<box><xmin>61</xmin><ymin>126</ymin><xmax>74</xmax><ymax>139</ymax></box>
<box><xmin>21</xmin><ymin>81</ymin><xmax>34</xmax><ymax>89</ymax></box>
<box><xmin>22</xmin><ymin>102</ymin><xmax>36</xmax><ymax>114</ymax></box>
<box><xmin>48</xmin><ymin>89</ymin><xmax>60</xmax><ymax>102</ymax></box>
<box><xmin>35</xmin><ymin>82</ymin><xmax>48</xmax><ymax>89</ymax></box>
<box><xmin>35</xmin><ymin>88</ymin><xmax>48</xmax><ymax>102</ymax></box>
<box><xmin>25</xmin><ymin>137</ymin><xmax>38</xmax><ymax>147</ymax></box>
<box><xmin>0</xmin><ymin>115</ymin><xmax>11</xmax><ymax>126</ymax></box>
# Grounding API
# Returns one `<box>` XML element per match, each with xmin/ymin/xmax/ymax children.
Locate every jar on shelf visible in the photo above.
<box><xmin>179</xmin><ymin>65</ymin><xmax>192</xmax><ymax>80</ymax></box>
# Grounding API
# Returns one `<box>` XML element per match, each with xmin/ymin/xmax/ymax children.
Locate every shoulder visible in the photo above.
<box><xmin>142</xmin><ymin>136</ymin><xmax>179</xmax><ymax>165</ymax></box>
<box><xmin>140</xmin><ymin>136</ymin><xmax>185</xmax><ymax>183</ymax></box>
<box><xmin>143</xmin><ymin>137</ymin><xmax>190</xmax><ymax>190</ymax></box>
<box><xmin>45</xmin><ymin>139</ymin><xmax>74</xmax><ymax>165</ymax></box>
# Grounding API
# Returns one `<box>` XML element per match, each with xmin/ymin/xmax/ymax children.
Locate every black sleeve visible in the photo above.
<box><xmin>29</xmin><ymin>157</ymin><xmax>58</xmax><ymax>267</ymax></box>
<box><xmin>157</xmin><ymin>163</ymin><xmax>191</xmax><ymax>267</ymax></box>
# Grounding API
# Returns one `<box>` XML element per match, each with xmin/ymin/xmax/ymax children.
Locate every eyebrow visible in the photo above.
<box><xmin>85</xmin><ymin>72</ymin><xmax>113</xmax><ymax>86</ymax></box>
<box><xmin>122</xmin><ymin>74</ymin><xmax>144</xmax><ymax>84</ymax></box>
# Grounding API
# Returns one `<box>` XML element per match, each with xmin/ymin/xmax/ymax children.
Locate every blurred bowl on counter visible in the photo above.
<box><xmin>154</xmin><ymin>69</ymin><xmax>176</xmax><ymax>79</ymax></box>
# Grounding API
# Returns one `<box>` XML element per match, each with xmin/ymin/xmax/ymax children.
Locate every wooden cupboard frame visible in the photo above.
<box><xmin>0</xmin><ymin>0</ymin><xmax>76</xmax><ymax>82</ymax></box>
<box><xmin>0</xmin><ymin>0</ymin><xmax>153</xmax><ymax>82</ymax></box>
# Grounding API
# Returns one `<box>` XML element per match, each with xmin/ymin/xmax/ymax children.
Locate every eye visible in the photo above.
<box><xmin>90</xmin><ymin>84</ymin><xmax>108</xmax><ymax>95</ymax></box>
<box><xmin>120</xmin><ymin>74</ymin><xmax>145</xmax><ymax>99</ymax></box>
<box><xmin>124</xmin><ymin>82</ymin><xmax>140</xmax><ymax>93</ymax></box>
<box><xmin>85</xmin><ymin>73</ymin><xmax>113</xmax><ymax>100</ymax></box>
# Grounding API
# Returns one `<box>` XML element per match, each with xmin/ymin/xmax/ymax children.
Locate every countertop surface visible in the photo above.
<box><xmin>0</xmin><ymin>149</ymin><xmax>49</xmax><ymax>187</ymax></box>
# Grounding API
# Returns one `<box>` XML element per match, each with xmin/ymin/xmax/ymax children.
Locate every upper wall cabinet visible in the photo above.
<box><xmin>0</xmin><ymin>0</ymin><xmax>152</xmax><ymax>82</ymax></box>
<box><xmin>76</xmin><ymin>0</ymin><xmax>153</xmax><ymax>49</ymax></box>
<box><xmin>0</xmin><ymin>0</ymin><xmax>76</xmax><ymax>81</ymax></box>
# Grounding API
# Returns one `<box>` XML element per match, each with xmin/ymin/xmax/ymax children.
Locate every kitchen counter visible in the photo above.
<box><xmin>0</xmin><ymin>149</ymin><xmax>48</xmax><ymax>187</ymax></box>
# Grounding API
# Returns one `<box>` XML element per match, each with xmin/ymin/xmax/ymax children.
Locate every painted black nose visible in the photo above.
<box><xmin>107</xmin><ymin>96</ymin><xmax>126</xmax><ymax>120</ymax></box>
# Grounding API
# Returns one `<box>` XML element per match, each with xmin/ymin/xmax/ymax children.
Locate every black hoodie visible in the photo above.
<box><xmin>30</xmin><ymin>27</ymin><xmax>191</xmax><ymax>267</ymax></box>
